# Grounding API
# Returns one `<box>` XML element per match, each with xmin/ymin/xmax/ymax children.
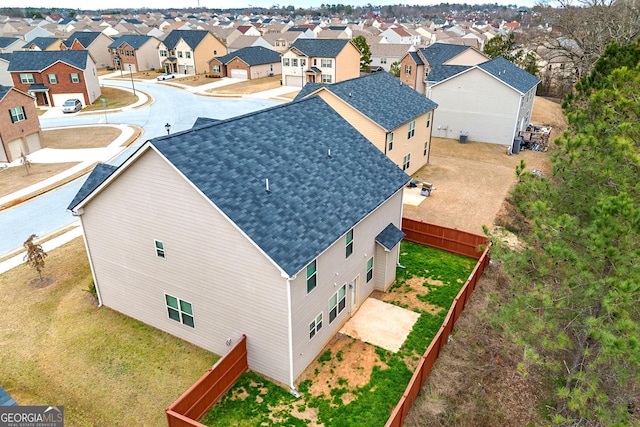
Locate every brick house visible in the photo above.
<box><xmin>0</xmin><ymin>85</ymin><xmax>44</xmax><ymax>163</ymax></box>
<box><xmin>208</xmin><ymin>46</ymin><xmax>281</xmax><ymax>79</ymax></box>
<box><xmin>62</xmin><ymin>31</ymin><xmax>114</xmax><ymax>69</ymax></box>
<box><xmin>8</xmin><ymin>50</ymin><xmax>100</xmax><ymax>108</ymax></box>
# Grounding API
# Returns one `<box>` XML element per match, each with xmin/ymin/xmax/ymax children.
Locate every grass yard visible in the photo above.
<box><xmin>206</xmin><ymin>76</ymin><xmax>282</xmax><ymax>95</ymax></box>
<box><xmin>0</xmin><ymin>162</ymin><xmax>80</xmax><ymax>199</ymax></box>
<box><xmin>202</xmin><ymin>241</ymin><xmax>475</xmax><ymax>426</ymax></box>
<box><xmin>0</xmin><ymin>238</ymin><xmax>217</xmax><ymax>426</ymax></box>
<box><xmin>172</xmin><ymin>75</ymin><xmax>219</xmax><ymax>87</ymax></box>
<box><xmin>83</xmin><ymin>87</ymin><xmax>138</xmax><ymax>111</ymax></box>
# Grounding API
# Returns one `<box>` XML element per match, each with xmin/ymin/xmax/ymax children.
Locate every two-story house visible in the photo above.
<box><xmin>281</xmin><ymin>38</ymin><xmax>360</xmax><ymax>87</ymax></box>
<box><xmin>108</xmin><ymin>35</ymin><xmax>161</xmax><ymax>73</ymax></box>
<box><xmin>62</xmin><ymin>31</ymin><xmax>114</xmax><ymax>69</ymax></box>
<box><xmin>295</xmin><ymin>72</ymin><xmax>438</xmax><ymax>175</ymax></box>
<box><xmin>67</xmin><ymin>96</ymin><xmax>409</xmax><ymax>392</ymax></box>
<box><xmin>8</xmin><ymin>50</ymin><xmax>100</xmax><ymax>108</ymax></box>
<box><xmin>158</xmin><ymin>30</ymin><xmax>226</xmax><ymax>75</ymax></box>
<box><xmin>0</xmin><ymin>85</ymin><xmax>44</xmax><ymax>163</ymax></box>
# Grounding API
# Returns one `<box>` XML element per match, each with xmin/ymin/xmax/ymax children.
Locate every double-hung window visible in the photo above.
<box><xmin>9</xmin><ymin>106</ymin><xmax>26</xmax><ymax>123</ymax></box>
<box><xmin>70</xmin><ymin>73</ymin><xmax>80</xmax><ymax>83</ymax></box>
<box><xmin>165</xmin><ymin>294</ymin><xmax>194</xmax><ymax>328</ymax></box>
<box><xmin>426</xmin><ymin>111</ymin><xmax>431</xmax><ymax>128</ymax></box>
<box><xmin>366</xmin><ymin>257</ymin><xmax>374</xmax><ymax>282</ymax></box>
<box><xmin>405</xmin><ymin>65</ymin><xmax>412</xmax><ymax>75</ymax></box>
<box><xmin>292</xmin><ymin>58</ymin><xmax>298</xmax><ymax>67</ymax></box>
<box><xmin>306</xmin><ymin>260</ymin><xmax>317</xmax><ymax>293</ymax></box>
<box><xmin>19</xmin><ymin>73</ymin><xmax>35</xmax><ymax>84</ymax></box>
<box><xmin>154</xmin><ymin>240</ymin><xmax>166</xmax><ymax>258</ymax></box>
<box><xmin>186</xmin><ymin>51</ymin><xmax>191</xmax><ymax>59</ymax></box>
<box><xmin>388</xmin><ymin>132</ymin><xmax>394</xmax><ymax>151</ymax></box>
<box><xmin>407</xmin><ymin>120</ymin><xmax>416</xmax><ymax>139</ymax></box>
<box><xmin>48</xmin><ymin>74</ymin><xmax>58</xmax><ymax>84</ymax></box>
<box><xmin>402</xmin><ymin>153</ymin><xmax>411</xmax><ymax>171</ymax></box>
<box><xmin>321</xmin><ymin>74</ymin><xmax>331</xmax><ymax>83</ymax></box>
<box><xmin>321</xmin><ymin>59</ymin><xmax>332</xmax><ymax>68</ymax></box>
<box><xmin>329</xmin><ymin>285</ymin><xmax>346</xmax><ymax>323</ymax></box>
<box><xmin>309</xmin><ymin>313</ymin><xmax>323</xmax><ymax>339</ymax></box>
<box><xmin>283</xmin><ymin>58</ymin><xmax>290</xmax><ymax>66</ymax></box>
<box><xmin>177</xmin><ymin>51</ymin><xmax>183</xmax><ymax>58</ymax></box>
<box><xmin>345</xmin><ymin>229</ymin><xmax>353</xmax><ymax>258</ymax></box>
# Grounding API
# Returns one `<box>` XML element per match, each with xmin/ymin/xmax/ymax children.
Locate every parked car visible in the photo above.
<box><xmin>62</xmin><ymin>98</ymin><xmax>82</xmax><ymax>113</ymax></box>
<box><xmin>157</xmin><ymin>72</ymin><xmax>176</xmax><ymax>81</ymax></box>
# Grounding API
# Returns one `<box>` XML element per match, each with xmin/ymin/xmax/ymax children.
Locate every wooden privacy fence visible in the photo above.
<box><xmin>166</xmin><ymin>334</ymin><xmax>248</xmax><ymax>427</ymax></box>
<box><xmin>402</xmin><ymin>217</ymin><xmax>488</xmax><ymax>259</ymax></box>
<box><xmin>385</xmin><ymin>220</ymin><xmax>491</xmax><ymax>427</ymax></box>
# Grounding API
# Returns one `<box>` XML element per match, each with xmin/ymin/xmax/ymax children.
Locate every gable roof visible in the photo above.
<box><xmin>0</xmin><ymin>37</ymin><xmax>22</xmax><ymax>49</ymax></box>
<box><xmin>0</xmin><ymin>85</ymin><xmax>12</xmax><ymax>101</ymax></box>
<box><xmin>62</xmin><ymin>31</ymin><xmax>103</xmax><ymax>48</ymax></box>
<box><xmin>69</xmin><ymin>97</ymin><xmax>409</xmax><ymax>277</ymax></box>
<box><xmin>408</xmin><ymin>51</ymin><xmax>423</xmax><ymax>65</ymax></box>
<box><xmin>375</xmin><ymin>223</ymin><xmax>405</xmax><ymax>251</ymax></box>
<box><xmin>161</xmin><ymin>29</ymin><xmax>211</xmax><ymax>49</ymax></box>
<box><xmin>419</xmin><ymin>42</ymin><xmax>471</xmax><ymax>66</ymax></box>
<box><xmin>67</xmin><ymin>163</ymin><xmax>118</xmax><ymax>210</ymax></box>
<box><xmin>290</xmin><ymin>38</ymin><xmax>351</xmax><ymax>58</ymax></box>
<box><xmin>25</xmin><ymin>37</ymin><xmax>60</xmax><ymax>50</ymax></box>
<box><xmin>192</xmin><ymin>117</ymin><xmax>220</xmax><ymax>128</ymax></box>
<box><xmin>296</xmin><ymin>72</ymin><xmax>438</xmax><ymax>131</ymax></box>
<box><xmin>7</xmin><ymin>50</ymin><xmax>88</xmax><ymax>72</ymax></box>
<box><xmin>215</xmin><ymin>46</ymin><xmax>280</xmax><ymax>66</ymax></box>
<box><xmin>108</xmin><ymin>35</ymin><xmax>154</xmax><ymax>49</ymax></box>
<box><xmin>427</xmin><ymin>64</ymin><xmax>470</xmax><ymax>82</ymax></box>
<box><xmin>478</xmin><ymin>56</ymin><xmax>540</xmax><ymax>94</ymax></box>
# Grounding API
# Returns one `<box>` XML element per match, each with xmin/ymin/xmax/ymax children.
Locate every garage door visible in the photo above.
<box><xmin>230</xmin><ymin>69</ymin><xmax>248</xmax><ymax>79</ymax></box>
<box><xmin>26</xmin><ymin>132</ymin><xmax>42</xmax><ymax>154</ymax></box>
<box><xmin>52</xmin><ymin>93</ymin><xmax>84</xmax><ymax>108</ymax></box>
<box><xmin>285</xmin><ymin>75</ymin><xmax>303</xmax><ymax>87</ymax></box>
<box><xmin>7</xmin><ymin>139</ymin><xmax>24</xmax><ymax>163</ymax></box>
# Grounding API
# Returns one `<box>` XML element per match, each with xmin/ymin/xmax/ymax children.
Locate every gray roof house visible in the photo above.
<box><xmin>62</xmin><ymin>31</ymin><xmax>114</xmax><ymax>69</ymax></box>
<box><xmin>426</xmin><ymin>55</ymin><xmax>541</xmax><ymax>146</ymax></box>
<box><xmin>207</xmin><ymin>46</ymin><xmax>281</xmax><ymax>79</ymax></box>
<box><xmin>0</xmin><ymin>37</ymin><xmax>24</xmax><ymax>53</ymax></box>
<box><xmin>67</xmin><ymin>96</ymin><xmax>409</xmax><ymax>392</ymax></box>
<box><xmin>295</xmin><ymin>71</ymin><xmax>438</xmax><ymax>175</ymax></box>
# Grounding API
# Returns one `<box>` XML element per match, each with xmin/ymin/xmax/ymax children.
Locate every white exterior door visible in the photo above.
<box><xmin>349</xmin><ymin>276</ymin><xmax>360</xmax><ymax>316</ymax></box>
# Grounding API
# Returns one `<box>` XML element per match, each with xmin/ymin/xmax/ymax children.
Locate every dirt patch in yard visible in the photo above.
<box><xmin>378</xmin><ymin>280</ymin><xmax>443</xmax><ymax>315</ymax></box>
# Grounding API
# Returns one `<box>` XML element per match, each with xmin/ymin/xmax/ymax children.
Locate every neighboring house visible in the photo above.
<box><xmin>22</xmin><ymin>37</ymin><xmax>63</xmax><ymax>51</ymax></box>
<box><xmin>226</xmin><ymin>35</ymin><xmax>272</xmax><ymax>53</ymax></box>
<box><xmin>262</xmin><ymin>32</ymin><xmax>300</xmax><ymax>53</ymax></box>
<box><xmin>8</xmin><ymin>50</ymin><xmax>100</xmax><ymax>107</ymax></box>
<box><xmin>379</xmin><ymin>26</ymin><xmax>421</xmax><ymax>46</ymax></box>
<box><xmin>369</xmin><ymin>43</ymin><xmax>412</xmax><ymax>72</ymax></box>
<box><xmin>158</xmin><ymin>30</ymin><xmax>226</xmax><ymax>74</ymax></box>
<box><xmin>0</xmin><ymin>85</ymin><xmax>44</xmax><ymax>163</ymax></box>
<box><xmin>295</xmin><ymin>71</ymin><xmax>438</xmax><ymax>175</ymax></box>
<box><xmin>426</xmin><ymin>56</ymin><xmax>540</xmax><ymax>146</ymax></box>
<box><xmin>400</xmin><ymin>42</ymin><xmax>488</xmax><ymax>94</ymax></box>
<box><xmin>281</xmin><ymin>38</ymin><xmax>360</xmax><ymax>87</ymax></box>
<box><xmin>67</xmin><ymin>96</ymin><xmax>409</xmax><ymax>392</ymax></box>
<box><xmin>62</xmin><ymin>31</ymin><xmax>114</xmax><ymax>69</ymax></box>
<box><xmin>108</xmin><ymin>35</ymin><xmax>161</xmax><ymax>73</ymax></box>
<box><xmin>208</xmin><ymin>46</ymin><xmax>281</xmax><ymax>79</ymax></box>
<box><xmin>0</xmin><ymin>54</ymin><xmax>12</xmax><ymax>86</ymax></box>
<box><xmin>0</xmin><ymin>37</ymin><xmax>24</xmax><ymax>53</ymax></box>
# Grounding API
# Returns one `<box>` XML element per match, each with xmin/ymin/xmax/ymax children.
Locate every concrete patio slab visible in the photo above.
<box><xmin>403</xmin><ymin>186</ymin><xmax>428</xmax><ymax>206</ymax></box>
<box><xmin>339</xmin><ymin>298</ymin><xmax>420</xmax><ymax>353</ymax></box>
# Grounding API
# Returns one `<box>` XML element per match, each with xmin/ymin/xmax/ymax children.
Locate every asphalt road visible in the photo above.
<box><xmin>0</xmin><ymin>79</ymin><xmax>279</xmax><ymax>257</ymax></box>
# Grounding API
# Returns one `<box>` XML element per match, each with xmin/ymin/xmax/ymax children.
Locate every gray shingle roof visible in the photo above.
<box><xmin>0</xmin><ymin>37</ymin><xmax>22</xmax><ymax>49</ymax></box>
<box><xmin>297</xmin><ymin>72</ymin><xmax>438</xmax><ymax>131</ymax></box>
<box><xmin>192</xmin><ymin>117</ymin><xmax>220</xmax><ymax>128</ymax></box>
<box><xmin>0</xmin><ymin>85</ymin><xmax>12</xmax><ymax>101</ymax></box>
<box><xmin>161</xmin><ymin>30</ymin><xmax>210</xmax><ymax>50</ymax></box>
<box><xmin>67</xmin><ymin>163</ymin><xmax>118</xmax><ymax>210</ymax></box>
<box><xmin>70</xmin><ymin>97</ymin><xmax>409</xmax><ymax>277</ymax></box>
<box><xmin>0</xmin><ymin>385</ymin><xmax>18</xmax><ymax>406</ymax></box>
<box><xmin>408</xmin><ymin>51</ymin><xmax>423</xmax><ymax>65</ymax></box>
<box><xmin>293</xmin><ymin>82</ymin><xmax>321</xmax><ymax>100</ymax></box>
<box><xmin>478</xmin><ymin>56</ymin><xmax>540</xmax><ymax>94</ymax></box>
<box><xmin>7</xmin><ymin>50</ymin><xmax>88</xmax><ymax>72</ymax></box>
<box><xmin>375</xmin><ymin>223</ymin><xmax>405</xmax><ymax>250</ymax></box>
<box><xmin>427</xmin><ymin>64</ymin><xmax>471</xmax><ymax>82</ymax></box>
<box><xmin>26</xmin><ymin>37</ymin><xmax>60</xmax><ymax>50</ymax></box>
<box><xmin>215</xmin><ymin>46</ymin><xmax>281</xmax><ymax>66</ymax></box>
<box><xmin>291</xmin><ymin>38</ymin><xmax>351</xmax><ymax>58</ymax></box>
<box><xmin>108</xmin><ymin>35</ymin><xmax>154</xmax><ymax>49</ymax></box>
<box><xmin>62</xmin><ymin>31</ymin><xmax>102</xmax><ymax>49</ymax></box>
<box><xmin>420</xmin><ymin>43</ymin><xmax>471</xmax><ymax>66</ymax></box>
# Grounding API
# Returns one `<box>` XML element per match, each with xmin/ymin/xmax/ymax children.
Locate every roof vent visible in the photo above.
<box><xmin>265</xmin><ymin>178</ymin><xmax>271</xmax><ymax>193</ymax></box>
<box><xmin>328</xmin><ymin>148</ymin><xmax>332</xmax><ymax>158</ymax></box>
<box><xmin>348</xmin><ymin>92</ymin><xmax>352</xmax><ymax>97</ymax></box>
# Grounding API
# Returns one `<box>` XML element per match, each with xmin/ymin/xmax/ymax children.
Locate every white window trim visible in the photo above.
<box><xmin>154</xmin><ymin>239</ymin><xmax>166</xmax><ymax>259</ymax></box>
<box><xmin>309</xmin><ymin>312</ymin><xmax>323</xmax><ymax>339</ymax></box>
<box><xmin>164</xmin><ymin>293</ymin><xmax>195</xmax><ymax>328</ymax></box>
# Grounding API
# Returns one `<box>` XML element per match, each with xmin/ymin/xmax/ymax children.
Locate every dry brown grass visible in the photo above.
<box><xmin>171</xmin><ymin>75</ymin><xmax>219</xmax><ymax>87</ymax></box>
<box><xmin>278</xmin><ymin>90</ymin><xmax>301</xmax><ymax>99</ymax></box>
<box><xmin>207</xmin><ymin>75</ymin><xmax>282</xmax><ymax>95</ymax></box>
<box><xmin>43</xmin><ymin>126</ymin><xmax>122</xmax><ymax>149</ymax></box>
<box><xmin>0</xmin><ymin>238</ymin><xmax>217</xmax><ymax>426</ymax></box>
<box><xmin>0</xmin><ymin>162</ymin><xmax>80</xmax><ymax>198</ymax></box>
<box><xmin>83</xmin><ymin>87</ymin><xmax>138</xmax><ymax>111</ymax></box>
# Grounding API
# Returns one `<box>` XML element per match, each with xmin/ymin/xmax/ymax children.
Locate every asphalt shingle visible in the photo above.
<box><xmin>108</xmin><ymin>35</ymin><xmax>154</xmax><ymax>49</ymax></box>
<box><xmin>0</xmin><ymin>37</ymin><xmax>22</xmax><ymax>49</ymax></box>
<box><xmin>420</xmin><ymin>43</ymin><xmax>471</xmax><ymax>66</ymax></box>
<box><xmin>427</xmin><ymin>64</ymin><xmax>471</xmax><ymax>82</ymax></box>
<box><xmin>161</xmin><ymin>29</ymin><xmax>210</xmax><ymax>50</ymax></box>
<box><xmin>0</xmin><ymin>85</ymin><xmax>11</xmax><ymax>101</ymax></box>
<box><xmin>296</xmin><ymin>72</ymin><xmax>438</xmax><ymax>131</ymax></box>
<box><xmin>375</xmin><ymin>223</ymin><xmax>405</xmax><ymax>250</ymax></box>
<box><xmin>62</xmin><ymin>31</ymin><xmax>102</xmax><ymax>49</ymax></box>
<box><xmin>215</xmin><ymin>46</ymin><xmax>281</xmax><ymax>66</ymax></box>
<box><xmin>478</xmin><ymin>56</ymin><xmax>540</xmax><ymax>94</ymax></box>
<box><xmin>67</xmin><ymin>164</ymin><xmax>117</xmax><ymax>210</ymax></box>
<box><xmin>290</xmin><ymin>38</ymin><xmax>350</xmax><ymax>58</ymax></box>
<box><xmin>7</xmin><ymin>50</ymin><xmax>88</xmax><ymax>72</ymax></box>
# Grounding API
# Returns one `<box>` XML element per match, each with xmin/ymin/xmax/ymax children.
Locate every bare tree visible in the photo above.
<box><xmin>23</xmin><ymin>234</ymin><xmax>47</xmax><ymax>281</ymax></box>
<box><xmin>20</xmin><ymin>152</ymin><xmax>31</xmax><ymax>175</ymax></box>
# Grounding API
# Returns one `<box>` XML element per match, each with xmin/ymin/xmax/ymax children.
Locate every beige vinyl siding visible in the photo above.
<box><xmin>81</xmin><ymin>149</ymin><xmax>291</xmax><ymax>385</ymax></box>
<box><xmin>335</xmin><ymin>42</ymin><xmax>360</xmax><ymax>82</ymax></box>
<box><xmin>444</xmin><ymin>49</ymin><xmax>488</xmax><ymax>66</ymax></box>
<box><xmin>249</xmin><ymin>63</ymin><xmax>280</xmax><ymax>79</ymax></box>
<box><xmin>82</xmin><ymin>56</ymin><xmax>100</xmax><ymax>104</ymax></box>
<box><xmin>135</xmin><ymin>40</ymin><xmax>162</xmax><ymax>71</ymax></box>
<box><xmin>194</xmin><ymin>34</ymin><xmax>228</xmax><ymax>74</ymax></box>
<box><xmin>316</xmin><ymin>90</ymin><xmax>386</xmax><ymax>151</ymax></box>
<box><xmin>289</xmin><ymin>189</ymin><xmax>403</xmax><ymax>381</ymax></box>
<box><xmin>429</xmin><ymin>68</ymin><xmax>521</xmax><ymax>146</ymax></box>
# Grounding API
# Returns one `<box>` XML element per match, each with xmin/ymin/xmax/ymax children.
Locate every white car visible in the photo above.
<box><xmin>62</xmin><ymin>98</ymin><xmax>82</xmax><ymax>113</ymax></box>
<box><xmin>157</xmin><ymin>72</ymin><xmax>176</xmax><ymax>81</ymax></box>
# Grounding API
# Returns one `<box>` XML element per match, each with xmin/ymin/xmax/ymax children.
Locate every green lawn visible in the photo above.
<box><xmin>0</xmin><ymin>238</ymin><xmax>217</xmax><ymax>426</ymax></box>
<box><xmin>202</xmin><ymin>241</ymin><xmax>475</xmax><ymax>426</ymax></box>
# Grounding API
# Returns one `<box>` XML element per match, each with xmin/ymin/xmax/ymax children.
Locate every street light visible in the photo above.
<box><xmin>165</xmin><ymin>123</ymin><xmax>171</xmax><ymax>135</ymax></box>
<box><xmin>128</xmin><ymin>64</ymin><xmax>136</xmax><ymax>96</ymax></box>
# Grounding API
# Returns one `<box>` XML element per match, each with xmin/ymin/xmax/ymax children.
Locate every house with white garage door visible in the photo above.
<box><xmin>208</xmin><ymin>46</ymin><xmax>281</xmax><ymax>79</ymax></box>
<box><xmin>7</xmin><ymin>50</ymin><xmax>100</xmax><ymax>108</ymax></box>
<box><xmin>0</xmin><ymin>85</ymin><xmax>44</xmax><ymax>163</ymax></box>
